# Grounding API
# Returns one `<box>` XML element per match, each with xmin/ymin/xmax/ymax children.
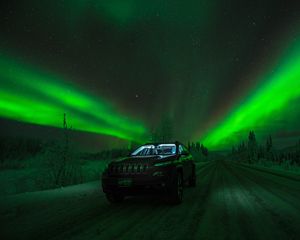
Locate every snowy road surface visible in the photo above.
<box><xmin>1</xmin><ymin>160</ymin><xmax>300</xmax><ymax>240</ymax></box>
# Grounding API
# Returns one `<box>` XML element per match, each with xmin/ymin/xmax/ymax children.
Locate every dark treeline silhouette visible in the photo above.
<box><xmin>0</xmin><ymin>136</ymin><xmax>43</xmax><ymax>169</ymax></box>
<box><xmin>80</xmin><ymin>148</ymin><xmax>130</xmax><ymax>161</ymax></box>
<box><xmin>231</xmin><ymin>131</ymin><xmax>300</xmax><ymax>168</ymax></box>
<box><xmin>187</xmin><ymin>141</ymin><xmax>209</xmax><ymax>157</ymax></box>
<box><xmin>0</xmin><ymin>114</ymin><xmax>85</xmax><ymax>189</ymax></box>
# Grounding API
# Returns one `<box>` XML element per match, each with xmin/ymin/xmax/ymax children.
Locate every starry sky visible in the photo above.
<box><xmin>0</xmin><ymin>0</ymin><xmax>299</xmax><ymax>151</ymax></box>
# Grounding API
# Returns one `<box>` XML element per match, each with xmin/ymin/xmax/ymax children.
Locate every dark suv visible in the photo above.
<box><xmin>102</xmin><ymin>141</ymin><xmax>196</xmax><ymax>204</ymax></box>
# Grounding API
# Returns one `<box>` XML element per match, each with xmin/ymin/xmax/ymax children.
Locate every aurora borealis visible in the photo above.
<box><xmin>0</xmin><ymin>0</ymin><xmax>300</xmax><ymax>150</ymax></box>
<box><xmin>201</xmin><ymin>36</ymin><xmax>300</xmax><ymax>149</ymax></box>
<box><xmin>0</xmin><ymin>56</ymin><xmax>147</xmax><ymax>142</ymax></box>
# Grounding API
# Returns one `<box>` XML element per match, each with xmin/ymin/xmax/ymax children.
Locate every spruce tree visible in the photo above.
<box><xmin>248</xmin><ymin>131</ymin><xmax>257</xmax><ymax>163</ymax></box>
<box><xmin>196</xmin><ymin>142</ymin><xmax>200</xmax><ymax>152</ymax></box>
<box><xmin>266</xmin><ymin>135</ymin><xmax>272</xmax><ymax>152</ymax></box>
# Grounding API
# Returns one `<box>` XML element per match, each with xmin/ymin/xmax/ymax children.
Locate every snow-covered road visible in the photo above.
<box><xmin>1</xmin><ymin>160</ymin><xmax>300</xmax><ymax>240</ymax></box>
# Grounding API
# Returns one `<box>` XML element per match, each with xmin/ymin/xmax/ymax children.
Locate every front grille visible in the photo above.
<box><xmin>109</xmin><ymin>163</ymin><xmax>149</xmax><ymax>174</ymax></box>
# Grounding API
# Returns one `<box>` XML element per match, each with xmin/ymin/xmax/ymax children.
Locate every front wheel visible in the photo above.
<box><xmin>106</xmin><ymin>193</ymin><xmax>124</xmax><ymax>203</ymax></box>
<box><xmin>169</xmin><ymin>171</ymin><xmax>183</xmax><ymax>204</ymax></box>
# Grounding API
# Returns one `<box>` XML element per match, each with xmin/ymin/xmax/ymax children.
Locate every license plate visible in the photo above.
<box><xmin>118</xmin><ymin>178</ymin><xmax>132</xmax><ymax>187</ymax></box>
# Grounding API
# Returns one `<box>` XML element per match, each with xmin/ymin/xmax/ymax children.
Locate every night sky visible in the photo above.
<box><xmin>0</xmin><ymin>0</ymin><xmax>299</xmax><ymax>151</ymax></box>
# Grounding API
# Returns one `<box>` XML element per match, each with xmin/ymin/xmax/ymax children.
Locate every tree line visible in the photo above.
<box><xmin>187</xmin><ymin>141</ymin><xmax>208</xmax><ymax>157</ymax></box>
<box><xmin>231</xmin><ymin>131</ymin><xmax>300</xmax><ymax>166</ymax></box>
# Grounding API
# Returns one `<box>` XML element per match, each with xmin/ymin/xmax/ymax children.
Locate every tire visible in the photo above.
<box><xmin>188</xmin><ymin>165</ymin><xmax>196</xmax><ymax>187</ymax></box>
<box><xmin>169</xmin><ymin>171</ymin><xmax>183</xmax><ymax>204</ymax></box>
<box><xmin>106</xmin><ymin>193</ymin><xmax>124</xmax><ymax>203</ymax></box>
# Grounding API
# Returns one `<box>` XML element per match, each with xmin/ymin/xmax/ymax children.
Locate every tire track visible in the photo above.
<box><xmin>180</xmin><ymin>161</ymin><xmax>218</xmax><ymax>240</ymax></box>
<box><xmin>214</xmin><ymin>161</ymin><xmax>260</xmax><ymax>240</ymax></box>
<box><xmin>234</xmin><ymin>163</ymin><xmax>300</xmax><ymax>193</ymax></box>
<box><xmin>232</xmin><ymin>163</ymin><xmax>300</xmax><ymax>211</ymax></box>
<box><xmin>224</xmin><ymin>161</ymin><xmax>299</xmax><ymax>240</ymax></box>
<box><xmin>217</xmin><ymin>163</ymin><xmax>232</xmax><ymax>240</ymax></box>
<box><xmin>126</xmin><ymin>161</ymin><xmax>217</xmax><ymax>240</ymax></box>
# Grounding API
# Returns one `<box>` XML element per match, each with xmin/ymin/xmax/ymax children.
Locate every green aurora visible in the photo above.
<box><xmin>200</xmin><ymin>36</ymin><xmax>300</xmax><ymax>149</ymax></box>
<box><xmin>0</xmin><ymin>56</ymin><xmax>148</xmax><ymax>142</ymax></box>
<box><xmin>1</xmin><ymin>1</ymin><xmax>300</xmax><ymax>150</ymax></box>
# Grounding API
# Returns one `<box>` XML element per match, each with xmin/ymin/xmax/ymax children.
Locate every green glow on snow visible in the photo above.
<box><xmin>0</xmin><ymin>56</ymin><xmax>148</xmax><ymax>142</ymax></box>
<box><xmin>200</xmin><ymin>38</ymin><xmax>300</xmax><ymax>149</ymax></box>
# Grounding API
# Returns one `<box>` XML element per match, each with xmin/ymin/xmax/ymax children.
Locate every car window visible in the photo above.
<box><xmin>131</xmin><ymin>144</ymin><xmax>176</xmax><ymax>156</ymax></box>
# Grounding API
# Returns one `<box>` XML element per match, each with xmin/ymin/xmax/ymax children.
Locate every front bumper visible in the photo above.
<box><xmin>102</xmin><ymin>175</ymin><xmax>172</xmax><ymax>195</ymax></box>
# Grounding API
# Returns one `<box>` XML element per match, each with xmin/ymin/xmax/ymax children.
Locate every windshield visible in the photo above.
<box><xmin>131</xmin><ymin>144</ymin><xmax>177</xmax><ymax>156</ymax></box>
